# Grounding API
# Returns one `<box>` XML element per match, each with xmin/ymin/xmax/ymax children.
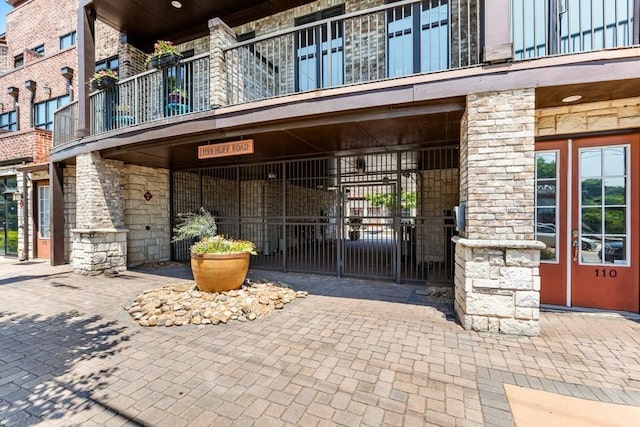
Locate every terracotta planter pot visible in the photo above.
<box><xmin>190</xmin><ymin>251</ymin><xmax>250</xmax><ymax>293</ymax></box>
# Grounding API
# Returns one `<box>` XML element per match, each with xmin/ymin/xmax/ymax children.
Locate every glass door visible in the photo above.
<box><xmin>0</xmin><ymin>176</ymin><xmax>18</xmax><ymax>257</ymax></box>
<box><xmin>571</xmin><ymin>137</ymin><xmax>639</xmax><ymax>311</ymax></box>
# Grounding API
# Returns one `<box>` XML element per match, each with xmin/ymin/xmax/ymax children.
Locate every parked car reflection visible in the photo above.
<box><xmin>599</xmin><ymin>240</ymin><xmax>625</xmax><ymax>263</ymax></box>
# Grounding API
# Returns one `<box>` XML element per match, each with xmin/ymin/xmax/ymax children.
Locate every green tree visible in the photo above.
<box><xmin>364</xmin><ymin>192</ymin><xmax>416</xmax><ymax>211</ymax></box>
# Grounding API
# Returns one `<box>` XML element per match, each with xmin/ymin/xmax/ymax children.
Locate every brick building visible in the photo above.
<box><xmin>0</xmin><ymin>0</ymin><xmax>116</xmax><ymax>260</ymax></box>
<box><xmin>50</xmin><ymin>0</ymin><xmax>640</xmax><ymax>335</ymax></box>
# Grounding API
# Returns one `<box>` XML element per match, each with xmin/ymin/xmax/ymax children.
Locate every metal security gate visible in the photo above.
<box><xmin>171</xmin><ymin>146</ymin><xmax>458</xmax><ymax>283</ymax></box>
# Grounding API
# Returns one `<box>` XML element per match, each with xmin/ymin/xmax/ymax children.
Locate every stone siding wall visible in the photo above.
<box><xmin>416</xmin><ymin>169</ymin><xmax>459</xmax><ymax>263</ymax></box>
<box><xmin>73</xmin><ymin>153</ymin><xmax>127</xmax><ymax>275</ymax></box>
<box><xmin>75</xmin><ymin>153</ymin><xmax>124</xmax><ymax>229</ymax></box>
<box><xmin>455</xmin><ymin>89</ymin><xmax>541</xmax><ymax>336</ymax></box>
<box><xmin>536</xmin><ymin>97</ymin><xmax>640</xmax><ymax>136</ymax></box>
<box><xmin>453</xmin><ymin>239</ymin><xmax>543</xmax><ymax>336</ymax></box>
<box><xmin>95</xmin><ymin>21</ymin><xmax>120</xmax><ymax>61</ymax></box>
<box><xmin>64</xmin><ymin>165</ymin><xmax>76</xmax><ymax>263</ymax></box>
<box><xmin>462</xmin><ymin>89</ymin><xmax>536</xmax><ymax>240</ymax></box>
<box><xmin>123</xmin><ymin>165</ymin><xmax>171</xmax><ymax>266</ymax></box>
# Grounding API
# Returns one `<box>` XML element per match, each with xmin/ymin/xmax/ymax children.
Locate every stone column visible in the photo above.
<box><xmin>455</xmin><ymin>89</ymin><xmax>543</xmax><ymax>336</ymax></box>
<box><xmin>72</xmin><ymin>152</ymin><xmax>128</xmax><ymax>275</ymax></box>
<box><xmin>209</xmin><ymin>18</ymin><xmax>237</xmax><ymax>108</ymax></box>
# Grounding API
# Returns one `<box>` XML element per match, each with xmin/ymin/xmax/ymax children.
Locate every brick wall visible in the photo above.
<box><xmin>123</xmin><ymin>165</ymin><xmax>171</xmax><ymax>266</ymax></box>
<box><xmin>0</xmin><ymin>128</ymin><xmax>52</xmax><ymax>163</ymax></box>
<box><xmin>0</xmin><ymin>49</ymin><xmax>77</xmax><ymax>131</ymax></box>
<box><xmin>227</xmin><ymin>0</ymin><xmax>479</xmax><ymax>103</ymax></box>
<box><xmin>5</xmin><ymin>0</ymin><xmax>76</xmax><ymax>61</ymax></box>
<box><xmin>536</xmin><ymin>96</ymin><xmax>640</xmax><ymax>136</ymax></box>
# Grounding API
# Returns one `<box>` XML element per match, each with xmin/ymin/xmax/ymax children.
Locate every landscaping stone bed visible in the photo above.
<box><xmin>125</xmin><ymin>280</ymin><xmax>307</xmax><ymax>327</ymax></box>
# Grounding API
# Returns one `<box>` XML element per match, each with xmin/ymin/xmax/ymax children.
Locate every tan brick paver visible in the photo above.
<box><xmin>1</xmin><ymin>259</ymin><xmax>640</xmax><ymax>426</ymax></box>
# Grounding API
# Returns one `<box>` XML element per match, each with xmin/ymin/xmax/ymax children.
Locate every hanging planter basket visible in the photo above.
<box><xmin>148</xmin><ymin>52</ymin><xmax>182</xmax><ymax>69</ymax></box>
<box><xmin>91</xmin><ymin>75</ymin><xmax>117</xmax><ymax>91</ymax></box>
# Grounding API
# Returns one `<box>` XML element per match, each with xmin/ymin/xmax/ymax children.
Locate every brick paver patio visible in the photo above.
<box><xmin>1</xmin><ymin>258</ymin><xmax>639</xmax><ymax>426</ymax></box>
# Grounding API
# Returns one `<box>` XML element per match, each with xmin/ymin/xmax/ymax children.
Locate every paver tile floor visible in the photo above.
<box><xmin>0</xmin><ymin>258</ymin><xmax>639</xmax><ymax>426</ymax></box>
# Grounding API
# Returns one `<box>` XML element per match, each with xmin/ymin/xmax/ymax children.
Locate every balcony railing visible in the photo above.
<box><xmin>53</xmin><ymin>101</ymin><xmax>78</xmax><ymax>147</ymax></box>
<box><xmin>513</xmin><ymin>0</ymin><xmax>638</xmax><ymax>60</ymax></box>
<box><xmin>89</xmin><ymin>53</ymin><xmax>210</xmax><ymax>135</ymax></box>
<box><xmin>224</xmin><ymin>0</ymin><xmax>481</xmax><ymax>105</ymax></box>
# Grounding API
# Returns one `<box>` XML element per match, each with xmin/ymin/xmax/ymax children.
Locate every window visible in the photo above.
<box><xmin>0</xmin><ymin>111</ymin><xmax>17</xmax><ymax>131</ymax></box>
<box><xmin>237</xmin><ymin>31</ymin><xmax>256</xmax><ymax>42</ymax></box>
<box><xmin>14</xmin><ymin>54</ymin><xmax>23</xmax><ymax>68</ymax></box>
<box><xmin>32</xmin><ymin>44</ymin><xmax>45</xmax><ymax>55</ymax></box>
<box><xmin>34</xmin><ymin>95</ymin><xmax>70</xmax><ymax>130</ymax></box>
<box><xmin>387</xmin><ymin>0</ymin><xmax>449</xmax><ymax>77</ymax></box>
<box><xmin>95</xmin><ymin>55</ymin><xmax>119</xmax><ymax>74</ymax></box>
<box><xmin>295</xmin><ymin>6</ymin><xmax>345</xmax><ymax>91</ymax></box>
<box><xmin>38</xmin><ymin>185</ymin><xmax>50</xmax><ymax>239</ymax></box>
<box><xmin>59</xmin><ymin>31</ymin><xmax>76</xmax><ymax>49</ymax></box>
<box><xmin>535</xmin><ymin>151</ymin><xmax>559</xmax><ymax>262</ymax></box>
<box><xmin>513</xmin><ymin>0</ymin><xmax>635</xmax><ymax>59</ymax></box>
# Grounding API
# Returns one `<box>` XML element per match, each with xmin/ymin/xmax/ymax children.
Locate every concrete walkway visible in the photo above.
<box><xmin>0</xmin><ymin>258</ymin><xmax>639</xmax><ymax>426</ymax></box>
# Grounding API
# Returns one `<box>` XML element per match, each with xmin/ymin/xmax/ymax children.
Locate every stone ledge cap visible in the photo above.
<box><xmin>452</xmin><ymin>236</ymin><xmax>545</xmax><ymax>250</ymax></box>
<box><xmin>72</xmin><ymin>228</ymin><xmax>130</xmax><ymax>234</ymax></box>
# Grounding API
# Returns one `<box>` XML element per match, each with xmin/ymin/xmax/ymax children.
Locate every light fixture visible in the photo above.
<box><xmin>562</xmin><ymin>95</ymin><xmax>582</xmax><ymax>103</ymax></box>
<box><xmin>267</xmin><ymin>172</ymin><xmax>277</xmax><ymax>180</ymax></box>
<box><xmin>43</xmin><ymin>84</ymin><xmax>51</xmax><ymax>97</ymax></box>
<box><xmin>171</xmin><ymin>0</ymin><xmax>182</xmax><ymax>8</ymax></box>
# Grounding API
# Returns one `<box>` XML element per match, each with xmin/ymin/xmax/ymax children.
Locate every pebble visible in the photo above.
<box><xmin>125</xmin><ymin>280</ymin><xmax>303</xmax><ymax>328</ymax></box>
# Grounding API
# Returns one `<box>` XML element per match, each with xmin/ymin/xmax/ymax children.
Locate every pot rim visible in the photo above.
<box><xmin>190</xmin><ymin>251</ymin><xmax>251</xmax><ymax>260</ymax></box>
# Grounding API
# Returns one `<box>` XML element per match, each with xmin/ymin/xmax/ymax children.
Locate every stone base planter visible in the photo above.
<box><xmin>190</xmin><ymin>252</ymin><xmax>250</xmax><ymax>292</ymax></box>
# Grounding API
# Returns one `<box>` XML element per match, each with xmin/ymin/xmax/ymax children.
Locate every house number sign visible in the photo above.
<box><xmin>198</xmin><ymin>140</ymin><xmax>254</xmax><ymax>159</ymax></box>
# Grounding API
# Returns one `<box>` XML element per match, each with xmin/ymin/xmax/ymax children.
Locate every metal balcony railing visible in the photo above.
<box><xmin>224</xmin><ymin>0</ymin><xmax>481</xmax><ymax>105</ymax></box>
<box><xmin>89</xmin><ymin>53</ymin><xmax>210</xmax><ymax>135</ymax></box>
<box><xmin>512</xmin><ymin>0</ymin><xmax>638</xmax><ymax>60</ymax></box>
<box><xmin>52</xmin><ymin>101</ymin><xmax>78</xmax><ymax>147</ymax></box>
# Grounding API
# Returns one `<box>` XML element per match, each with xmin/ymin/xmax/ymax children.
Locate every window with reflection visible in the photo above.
<box><xmin>535</xmin><ymin>151</ymin><xmax>558</xmax><ymax>262</ymax></box>
<box><xmin>579</xmin><ymin>146</ymin><xmax>628</xmax><ymax>265</ymax></box>
<box><xmin>295</xmin><ymin>6</ymin><xmax>345</xmax><ymax>91</ymax></box>
<box><xmin>387</xmin><ymin>0</ymin><xmax>449</xmax><ymax>77</ymax></box>
<box><xmin>513</xmin><ymin>0</ymin><xmax>635</xmax><ymax>59</ymax></box>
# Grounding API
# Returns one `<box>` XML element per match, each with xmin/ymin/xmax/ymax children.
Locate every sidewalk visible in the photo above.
<box><xmin>0</xmin><ymin>258</ymin><xmax>639</xmax><ymax>426</ymax></box>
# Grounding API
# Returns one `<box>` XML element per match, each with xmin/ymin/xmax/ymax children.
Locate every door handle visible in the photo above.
<box><xmin>572</xmin><ymin>229</ymin><xmax>579</xmax><ymax>261</ymax></box>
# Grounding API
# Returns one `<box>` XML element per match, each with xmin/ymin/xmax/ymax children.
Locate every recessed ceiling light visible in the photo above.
<box><xmin>171</xmin><ymin>1</ymin><xmax>182</xmax><ymax>8</ymax></box>
<box><xmin>562</xmin><ymin>95</ymin><xmax>582</xmax><ymax>103</ymax></box>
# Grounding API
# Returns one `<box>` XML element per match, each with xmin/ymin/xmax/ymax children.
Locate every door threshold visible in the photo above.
<box><xmin>541</xmin><ymin>304</ymin><xmax>640</xmax><ymax>320</ymax></box>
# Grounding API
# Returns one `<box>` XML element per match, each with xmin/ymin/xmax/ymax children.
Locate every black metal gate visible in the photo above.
<box><xmin>171</xmin><ymin>146</ymin><xmax>458</xmax><ymax>283</ymax></box>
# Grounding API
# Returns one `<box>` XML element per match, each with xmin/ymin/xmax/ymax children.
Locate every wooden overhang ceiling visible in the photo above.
<box><xmin>103</xmin><ymin>110</ymin><xmax>464</xmax><ymax>170</ymax></box>
<box><xmin>88</xmin><ymin>0</ymin><xmax>316</xmax><ymax>47</ymax></box>
<box><xmin>536</xmin><ymin>79</ymin><xmax>640</xmax><ymax>109</ymax></box>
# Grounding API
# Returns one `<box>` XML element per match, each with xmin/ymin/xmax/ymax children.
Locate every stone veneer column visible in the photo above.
<box><xmin>455</xmin><ymin>88</ymin><xmax>544</xmax><ymax>336</ymax></box>
<box><xmin>72</xmin><ymin>152</ymin><xmax>128</xmax><ymax>275</ymax></box>
<box><xmin>209</xmin><ymin>18</ymin><xmax>237</xmax><ymax>108</ymax></box>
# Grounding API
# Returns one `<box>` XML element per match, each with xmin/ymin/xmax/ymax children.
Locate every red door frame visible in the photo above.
<box><xmin>537</xmin><ymin>134</ymin><xmax>639</xmax><ymax>312</ymax></box>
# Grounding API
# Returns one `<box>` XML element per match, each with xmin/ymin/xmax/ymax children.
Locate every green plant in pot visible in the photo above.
<box><xmin>172</xmin><ymin>208</ymin><xmax>256</xmax><ymax>293</ymax></box>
